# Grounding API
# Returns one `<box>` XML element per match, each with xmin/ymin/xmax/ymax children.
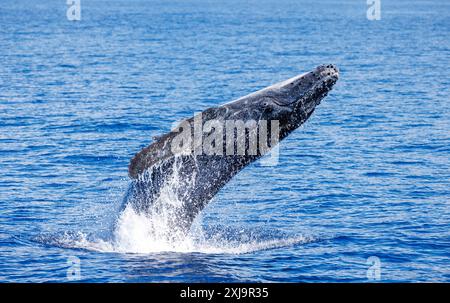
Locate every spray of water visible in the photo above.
<box><xmin>36</xmin><ymin>157</ymin><xmax>318</xmax><ymax>254</ymax></box>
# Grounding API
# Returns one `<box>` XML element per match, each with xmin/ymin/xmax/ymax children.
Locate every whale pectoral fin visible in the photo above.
<box><xmin>129</xmin><ymin>145</ymin><xmax>152</xmax><ymax>179</ymax></box>
<box><xmin>128</xmin><ymin>132</ymin><xmax>175</xmax><ymax>179</ymax></box>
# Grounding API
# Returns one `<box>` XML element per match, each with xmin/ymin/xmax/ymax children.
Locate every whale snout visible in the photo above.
<box><xmin>314</xmin><ymin>64</ymin><xmax>339</xmax><ymax>82</ymax></box>
<box><xmin>308</xmin><ymin>64</ymin><xmax>339</xmax><ymax>97</ymax></box>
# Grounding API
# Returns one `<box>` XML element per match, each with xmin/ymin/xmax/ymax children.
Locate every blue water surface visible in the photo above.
<box><xmin>0</xmin><ymin>0</ymin><xmax>449</xmax><ymax>282</ymax></box>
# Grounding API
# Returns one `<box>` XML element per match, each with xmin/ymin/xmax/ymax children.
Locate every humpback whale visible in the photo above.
<box><xmin>125</xmin><ymin>64</ymin><xmax>339</xmax><ymax>239</ymax></box>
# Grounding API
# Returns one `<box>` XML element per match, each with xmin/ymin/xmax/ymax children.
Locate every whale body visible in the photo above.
<box><xmin>125</xmin><ymin>65</ymin><xmax>339</xmax><ymax>238</ymax></box>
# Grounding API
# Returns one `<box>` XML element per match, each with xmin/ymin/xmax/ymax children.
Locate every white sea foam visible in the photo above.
<box><xmin>37</xmin><ymin>205</ymin><xmax>316</xmax><ymax>255</ymax></box>
<box><xmin>37</xmin><ymin>158</ymin><xmax>316</xmax><ymax>255</ymax></box>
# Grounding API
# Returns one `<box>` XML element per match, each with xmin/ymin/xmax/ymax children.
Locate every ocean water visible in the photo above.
<box><xmin>0</xmin><ymin>0</ymin><xmax>449</xmax><ymax>282</ymax></box>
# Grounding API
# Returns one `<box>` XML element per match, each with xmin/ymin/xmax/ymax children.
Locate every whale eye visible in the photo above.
<box><xmin>262</xmin><ymin>101</ymin><xmax>273</xmax><ymax>112</ymax></box>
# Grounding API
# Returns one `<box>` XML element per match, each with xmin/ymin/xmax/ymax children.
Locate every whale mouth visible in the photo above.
<box><xmin>284</xmin><ymin>75</ymin><xmax>338</xmax><ymax>107</ymax></box>
<box><xmin>271</xmin><ymin>64</ymin><xmax>339</xmax><ymax>108</ymax></box>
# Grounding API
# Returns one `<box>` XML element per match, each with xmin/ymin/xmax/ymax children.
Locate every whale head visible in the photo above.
<box><xmin>231</xmin><ymin>64</ymin><xmax>339</xmax><ymax>138</ymax></box>
<box><xmin>128</xmin><ymin>65</ymin><xmax>339</xmax><ymax>180</ymax></box>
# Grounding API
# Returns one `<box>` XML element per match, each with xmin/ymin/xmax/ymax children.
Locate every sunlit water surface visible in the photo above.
<box><xmin>0</xmin><ymin>0</ymin><xmax>449</xmax><ymax>282</ymax></box>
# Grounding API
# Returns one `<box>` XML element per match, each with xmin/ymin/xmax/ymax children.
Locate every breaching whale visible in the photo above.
<box><xmin>125</xmin><ymin>64</ymin><xmax>339</xmax><ymax>239</ymax></box>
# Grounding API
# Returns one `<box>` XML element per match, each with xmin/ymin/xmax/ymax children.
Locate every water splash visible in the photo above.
<box><xmin>127</xmin><ymin>155</ymin><xmax>201</xmax><ymax>242</ymax></box>
<box><xmin>35</xmin><ymin>215</ymin><xmax>318</xmax><ymax>255</ymax></box>
<box><xmin>35</xmin><ymin>157</ymin><xmax>318</xmax><ymax>254</ymax></box>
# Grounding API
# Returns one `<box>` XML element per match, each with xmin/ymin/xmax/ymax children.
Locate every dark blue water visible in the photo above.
<box><xmin>1</xmin><ymin>0</ymin><xmax>449</xmax><ymax>282</ymax></box>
